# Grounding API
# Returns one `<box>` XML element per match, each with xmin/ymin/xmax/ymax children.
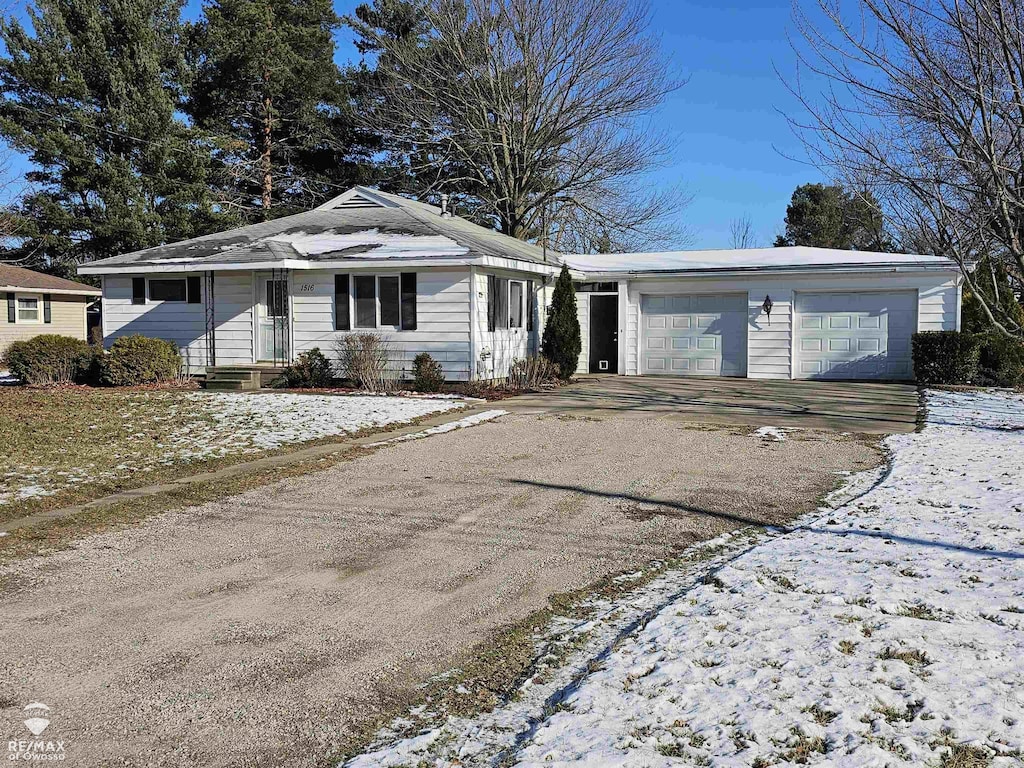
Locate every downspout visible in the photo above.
<box><xmin>469</xmin><ymin>266</ymin><xmax>479</xmax><ymax>382</ymax></box>
<box><xmin>206</xmin><ymin>271</ymin><xmax>216</xmax><ymax>368</ymax></box>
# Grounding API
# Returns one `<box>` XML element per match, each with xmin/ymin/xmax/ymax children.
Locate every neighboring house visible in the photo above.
<box><xmin>78</xmin><ymin>186</ymin><xmax>962</xmax><ymax>383</ymax></box>
<box><xmin>1</xmin><ymin>265</ymin><xmax>101</xmax><ymax>359</ymax></box>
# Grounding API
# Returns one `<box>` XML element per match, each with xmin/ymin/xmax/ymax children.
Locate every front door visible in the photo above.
<box><xmin>257</xmin><ymin>276</ymin><xmax>288</xmax><ymax>362</ymax></box>
<box><xmin>589</xmin><ymin>295</ymin><xmax>619</xmax><ymax>373</ymax></box>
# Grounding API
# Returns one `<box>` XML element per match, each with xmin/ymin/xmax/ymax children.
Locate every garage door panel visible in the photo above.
<box><xmin>795</xmin><ymin>291</ymin><xmax>915</xmax><ymax>381</ymax></box>
<box><xmin>641</xmin><ymin>293</ymin><xmax>747</xmax><ymax>377</ymax></box>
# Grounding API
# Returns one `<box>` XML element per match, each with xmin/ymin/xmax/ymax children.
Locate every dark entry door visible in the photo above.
<box><xmin>589</xmin><ymin>295</ymin><xmax>619</xmax><ymax>373</ymax></box>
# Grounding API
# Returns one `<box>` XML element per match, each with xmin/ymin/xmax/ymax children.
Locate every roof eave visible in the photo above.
<box><xmin>1</xmin><ymin>284</ymin><xmax>101</xmax><ymax>296</ymax></box>
<box><xmin>576</xmin><ymin>262</ymin><xmax>961</xmax><ymax>279</ymax></box>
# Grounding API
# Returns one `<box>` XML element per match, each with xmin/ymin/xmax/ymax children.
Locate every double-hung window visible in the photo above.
<box><xmin>488</xmin><ymin>277</ymin><xmax>530</xmax><ymax>331</ymax></box>
<box><xmin>509</xmin><ymin>281</ymin><xmax>524</xmax><ymax>328</ymax></box>
<box><xmin>16</xmin><ymin>295</ymin><xmax>40</xmax><ymax>323</ymax></box>
<box><xmin>142</xmin><ymin>277</ymin><xmax>201</xmax><ymax>304</ymax></box>
<box><xmin>341</xmin><ymin>273</ymin><xmax>417</xmax><ymax>331</ymax></box>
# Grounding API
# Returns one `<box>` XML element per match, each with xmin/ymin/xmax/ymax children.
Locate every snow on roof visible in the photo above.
<box><xmin>263</xmin><ymin>229</ymin><xmax>468</xmax><ymax>259</ymax></box>
<box><xmin>562</xmin><ymin>246</ymin><xmax>957</xmax><ymax>273</ymax></box>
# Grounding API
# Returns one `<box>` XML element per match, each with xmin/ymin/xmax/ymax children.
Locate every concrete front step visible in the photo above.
<box><xmin>203</xmin><ymin>365</ymin><xmax>286</xmax><ymax>390</ymax></box>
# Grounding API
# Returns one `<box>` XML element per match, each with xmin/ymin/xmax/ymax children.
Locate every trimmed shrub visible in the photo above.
<box><xmin>274</xmin><ymin>348</ymin><xmax>333</xmax><ymax>388</ymax></box>
<box><xmin>507</xmin><ymin>356</ymin><xmax>558</xmax><ymax>391</ymax></box>
<box><xmin>974</xmin><ymin>331</ymin><xmax>1024</xmax><ymax>388</ymax></box>
<box><xmin>541</xmin><ymin>264</ymin><xmax>581</xmax><ymax>379</ymax></box>
<box><xmin>912</xmin><ymin>331</ymin><xmax>979</xmax><ymax>385</ymax></box>
<box><xmin>333</xmin><ymin>333</ymin><xmax>400</xmax><ymax>392</ymax></box>
<box><xmin>412</xmin><ymin>352</ymin><xmax>445</xmax><ymax>393</ymax></box>
<box><xmin>100</xmin><ymin>335</ymin><xmax>181</xmax><ymax>386</ymax></box>
<box><xmin>2</xmin><ymin>334</ymin><xmax>92</xmax><ymax>385</ymax></box>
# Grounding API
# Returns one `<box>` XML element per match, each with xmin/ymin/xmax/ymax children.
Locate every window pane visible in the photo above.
<box><xmin>17</xmin><ymin>298</ymin><xmax>38</xmax><ymax>321</ymax></box>
<box><xmin>149</xmin><ymin>279</ymin><xmax>187</xmax><ymax>302</ymax></box>
<box><xmin>509</xmin><ymin>282</ymin><xmax>523</xmax><ymax>328</ymax></box>
<box><xmin>266</xmin><ymin>280</ymin><xmax>286</xmax><ymax>317</ymax></box>
<box><xmin>496</xmin><ymin>278</ymin><xmax>509</xmax><ymax>329</ymax></box>
<box><xmin>354</xmin><ymin>275</ymin><xmax>376</xmax><ymax>328</ymax></box>
<box><xmin>379</xmin><ymin>276</ymin><xmax>400</xmax><ymax>326</ymax></box>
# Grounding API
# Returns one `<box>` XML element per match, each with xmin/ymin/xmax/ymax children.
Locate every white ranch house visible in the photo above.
<box><xmin>79</xmin><ymin>186</ymin><xmax>962</xmax><ymax>385</ymax></box>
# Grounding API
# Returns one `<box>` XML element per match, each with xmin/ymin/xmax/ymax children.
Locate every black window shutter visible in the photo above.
<box><xmin>131</xmin><ymin>278</ymin><xmax>146</xmax><ymax>305</ymax></box>
<box><xmin>186</xmin><ymin>276</ymin><xmax>201</xmax><ymax>304</ymax></box>
<box><xmin>400</xmin><ymin>272</ymin><xmax>417</xmax><ymax>331</ymax></box>
<box><xmin>334</xmin><ymin>274</ymin><xmax>350</xmax><ymax>331</ymax></box>
<box><xmin>6</xmin><ymin>293</ymin><xmax>14</xmax><ymax>323</ymax></box>
<box><xmin>43</xmin><ymin>294</ymin><xmax>51</xmax><ymax>323</ymax></box>
<box><xmin>487</xmin><ymin>275</ymin><xmax>496</xmax><ymax>332</ymax></box>
<box><xmin>526</xmin><ymin>280</ymin><xmax>535</xmax><ymax>332</ymax></box>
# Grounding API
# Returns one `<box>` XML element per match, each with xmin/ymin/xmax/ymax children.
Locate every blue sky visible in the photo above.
<box><xmin>6</xmin><ymin>0</ymin><xmax>827</xmax><ymax>250</ymax></box>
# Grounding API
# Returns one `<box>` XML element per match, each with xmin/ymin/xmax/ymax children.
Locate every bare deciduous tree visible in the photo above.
<box><xmin>352</xmin><ymin>0</ymin><xmax>688</xmax><ymax>253</ymax></box>
<box><xmin>787</xmin><ymin>0</ymin><xmax>1024</xmax><ymax>337</ymax></box>
<box><xmin>729</xmin><ymin>214</ymin><xmax>757</xmax><ymax>249</ymax></box>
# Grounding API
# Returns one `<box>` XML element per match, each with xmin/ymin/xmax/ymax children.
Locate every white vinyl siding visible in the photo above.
<box><xmin>211</xmin><ymin>272</ymin><xmax>255</xmax><ymax>366</ymax></box>
<box><xmin>292</xmin><ymin>268</ymin><xmax>472</xmax><ymax>381</ymax></box>
<box><xmin>472</xmin><ymin>269</ymin><xmax>537</xmax><ymax>380</ymax></box>
<box><xmin>618</xmin><ymin>271</ymin><xmax>960</xmax><ymax>379</ymax></box>
<box><xmin>574</xmin><ymin>293</ymin><xmax>590</xmax><ymax>375</ymax></box>
<box><xmin>103</xmin><ymin>275</ymin><xmax>209</xmax><ymax>370</ymax></box>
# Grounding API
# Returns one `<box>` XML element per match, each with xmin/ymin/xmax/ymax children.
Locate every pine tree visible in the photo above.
<box><xmin>773</xmin><ymin>183</ymin><xmax>894</xmax><ymax>252</ymax></box>
<box><xmin>0</xmin><ymin>0</ymin><xmax>224</xmax><ymax>273</ymax></box>
<box><xmin>186</xmin><ymin>0</ymin><xmax>375</xmax><ymax>221</ymax></box>
<box><xmin>541</xmin><ymin>264</ymin><xmax>581</xmax><ymax>379</ymax></box>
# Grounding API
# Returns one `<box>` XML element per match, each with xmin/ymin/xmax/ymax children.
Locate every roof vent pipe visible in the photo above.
<box><xmin>440</xmin><ymin>194</ymin><xmax>452</xmax><ymax>219</ymax></box>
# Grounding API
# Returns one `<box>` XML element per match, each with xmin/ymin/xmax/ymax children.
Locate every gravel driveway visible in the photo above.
<box><xmin>0</xmin><ymin>411</ymin><xmax>878</xmax><ymax>767</ymax></box>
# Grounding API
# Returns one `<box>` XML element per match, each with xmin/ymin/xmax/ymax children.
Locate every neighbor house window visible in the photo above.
<box><xmin>148</xmin><ymin>278</ymin><xmax>187</xmax><ymax>302</ymax></box>
<box><xmin>344</xmin><ymin>273</ymin><xmax>418</xmax><ymax>330</ymax></box>
<box><xmin>509</xmin><ymin>281</ymin><xmax>524</xmax><ymax>328</ymax></box>
<box><xmin>16</xmin><ymin>295</ymin><xmax>40</xmax><ymax>323</ymax></box>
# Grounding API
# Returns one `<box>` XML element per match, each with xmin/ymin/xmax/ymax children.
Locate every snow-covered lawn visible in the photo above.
<box><xmin>348</xmin><ymin>389</ymin><xmax>1024</xmax><ymax>768</ymax></box>
<box><xmin>0</xmin><ymin>390</ymin><xmax>466</xmax><ymax>507</ymax></box>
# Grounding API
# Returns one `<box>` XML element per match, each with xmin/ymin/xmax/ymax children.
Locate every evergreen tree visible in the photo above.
<box><xmin>186</xmin><ymin>0</ymin><xmax>376</xmax><ymax>220</ymax></box>
<box><xmin>0</xmin><ymin>0</ymin><xmax>224</xmax><ymax>274</ymax></box>
<box><xmin>541</xmin><ymin>264</ymin><xmax>581</xmax><ymax>380</ymax></box>
<box><xmin>774</xmin><ymin>183</ymin><xmax>894</xmax><ymax>252</ymax></box>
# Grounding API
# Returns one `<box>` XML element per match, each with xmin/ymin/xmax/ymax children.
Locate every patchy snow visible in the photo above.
<box><xmin>0</xmin><ymin>369</ymin><xmax>18</xmax><ymax>385</ymax></box>
<box><xmin>562</xmin><ymin>246</ymin><xmax>956</xmax><ymax>274</ymax></box>
<box><xmin>346</xmin><ymin>389</ymin><xmax>1024</xmax><ymax>768</ymax></box>
<box><xmin>187</xmin><ymin>392</ymin><xmax>465</xmax><ymax>452</ymax></box>
<box><xmin>368</xmin><ymin>410</ymin><xmax>508</xmax><ymax>446</ymax></box>
<box><xmin>754</xmin><ymin>425</ymin><xmax>793</xmax><ymax>442</ymax></box>
<box><xmin>264</xmin><ymin>229</ymin><xmax>468</xmax><ymax>259</ymax></box>
<box><xmin>0</xmin><ymin>392</ymin><xmax>467</xmax><ymax>506</ymax></box>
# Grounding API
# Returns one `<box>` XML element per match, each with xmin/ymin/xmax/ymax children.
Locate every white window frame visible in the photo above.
<box><xmin>15</xmin><ymin>293</ymin><xmax>42</xmax><ymax>324</ymax></box>
<box><xmin>350</xmin><ymin>274</ymin><xmax>406</xmax><ymax>331</ymax></box>
<box><xmin>147</xmin><ymin>277</ymin><xmax>188</xmax><ymax>303</ymax></box>
<box><xmin>509</xmin><ymin>280</ymin><xmax>525</xmax><ymax>329</ymax></box>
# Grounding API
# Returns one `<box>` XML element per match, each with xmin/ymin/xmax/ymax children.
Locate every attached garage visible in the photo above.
<box><xmin>566</xmin><ymin>246</ymin><xmax>962</xmax><ymax>382</ymax></box>
<box><xmin>641</xmin><ymin>293</ymin><xmax>747</xmax><ymax>376</ymax></box>
<box><xmin>794</xmin><ymin>290</ymin><xmax>916</xmax><ymax>380</ymax></box>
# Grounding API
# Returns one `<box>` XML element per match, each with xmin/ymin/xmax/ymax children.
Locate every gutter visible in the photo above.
<box><xmin>574</xmin><ymin>262</ymin><xmax>961</xmax><ymax>280</ymax></box>
<box><xmin>78</xmin><ymin>254</ymin><xmax>562</xmax><ymax>278</ymax></box>
<box><xmin>1</xmin><ymin>284</ymin><xmax>101</xmax><ymax>296</ymax></box>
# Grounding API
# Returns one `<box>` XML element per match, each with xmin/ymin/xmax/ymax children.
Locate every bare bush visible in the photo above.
<box><xmin>333</xmin><ymin>334</ymin><xmax>402</xmax><ymax>392</ymax></box>
<box><xmin>506</xmin><ymin>356</ymin><xmax>559</xmax><ymax>391</ymax></box>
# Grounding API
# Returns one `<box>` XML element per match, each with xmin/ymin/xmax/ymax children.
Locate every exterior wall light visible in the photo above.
<box><xmin>762</xmin><ymin>295</ymin><xmax>774</xmax><ymax>325</ymax></box>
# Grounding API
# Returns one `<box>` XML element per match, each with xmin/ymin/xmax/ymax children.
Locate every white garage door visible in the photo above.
<box><xmin>795</xmin><ymin>291</ymin><xmax>916</xmax><ymax>380</ymax></box>
<box><xmin>641</xmin><ymin>293</ymin><xmax>748</xmax><ymax>376</ymax></box>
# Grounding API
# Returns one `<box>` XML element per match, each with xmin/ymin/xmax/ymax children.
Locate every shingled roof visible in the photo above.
<box><xmin>79</xmin><ymin>187</ymin><xmax>556</xmax><ymax>274</ymax></box>
<box><xmin>0</xmin><ymin>264</ymin><xmax>100</xmax><ymax>295</ymax></box>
